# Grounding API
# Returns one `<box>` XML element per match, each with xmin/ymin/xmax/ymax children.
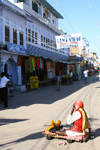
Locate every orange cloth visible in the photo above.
<box><xmin>50</xmin><ymin>62</ymin><xmax>52</xmax><ymax>71</ymax></box>
<box><xmin>51</xmin><ymin>62</ymin><xmax>55</xmax><ymax>69</ymax></box>
<box><xmin>69</xmin><ymin>65</ymin><xmax>73</xmax><ymax>72</ymax></box>
<box><xmin>47</xmin><ymin>62</ymin><xmax>50</xmax><ymax>70</ymax></box>
<box><xmin>17</xmin><ymin>56</ymin><xmax>22</xmax><ymax>66</ymax></box>
<box><xmin>42</xmin><ymin>59</ymin><xmax>44</xmax><ymax>70</ymax></box>
<box><xmin>46</xmin><ymin>62</ymin><xmax>50</xmax><ymax>72</ymax></box>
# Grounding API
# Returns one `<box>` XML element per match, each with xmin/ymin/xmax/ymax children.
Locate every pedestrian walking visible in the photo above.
<box><xmin>0</xmin><ymin>72</ymin><xmax>10</xmax><ymax>108</ymax></box>
<box><xmin>69</xmin><ymin>70</ymin><xmax>73</xmax><ymax>84</ymax></box>
<box><xmin>83</xmin><ymin>68</ymin><xmax>89</xmax><ymax>84</ymax></box>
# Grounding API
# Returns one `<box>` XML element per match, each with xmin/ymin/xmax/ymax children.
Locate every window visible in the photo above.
<box><xmin>44</xmin><ymin>37</ymin><xmax>45</xmax><ymax>47</ymax></box>
<box><xmin>48</xmin><ymin>12</ymin><xmax>51</xmax><ymax>22</ymax></box>
<box><xmin>53</xmin><ymin>41</ymin><xmax>55</xmax><ymax>50</ymax></box>
<box><xmin>41</xmin><ymin>35</ymin><xmax>43</xmax><ymax>46</ymax></box>
<box><xmin>19</xmin><ymin>31</ymin><xmax>23</xmax><ymax>46</ymax></box>
<box><xmin>52</xmin><ymin>41</ymin><xmax>54</xmax><ymax>50</ymax></box>
<box><xmin>38</xmin><ymin>3</ymin><xmax>42</xmax><ymax>16</ymax></box>
<box><xmin>17</xmin><ymin>0</ymin><xmax>24</xmax><ymax>2</ymax></box>
<box><xmin>45</xmin><ymin>10</ymin><xmax>48</xmax><ymax>20</ymax></box>
<box><xmin>51</xmin><ymin>40</ymin><xmax>52</xmax><ymax>49</ymax></box>
<box><xmin>52</xmin><ymin>20</ymin><xmax>54</xmax><ymax>24</ymax></box>
<box><xmin>54</xmin><ymin>41</ymin><xmax>56</xmax><ymax>50</ymax></box>
<box><xmin>43</xmin><ymin>13</ymin><xmax>46</xmax><ymax>19</ymax></box>
<box><xmin>17</xmin><ymin>0</ymin><xmax>29</xmax><ymax>5</ymax></box>
<box><xmin>35</xmin><ymin>32</ymin><xmax>37</xmax><ymax>44</ymax></box>
<box><xmin>46</xmin><ymin>38</ymin><xmax>48</xmax><ymax>48</ymax></box>
<box><xmin>5</xmin><ymin>26</ymin><xmax>10</xmax><ymax>42</ymax></box>
<box><xmin>32</xmin><ymin>1</ymin><xmax>38</xmax><ymax>13</ymax></box>
<box><xmin>26</xmin><ymin>28</ymin><xmax>27</xmax><ymax>41</ymax></box>
<box><xmin>32</xmin><ymin>31</ymin><xmax>34</xmax><ymax>43</ymax></box>
<box><xmin>13</xmin><ymin>29</ymin><xmax>17</xmax><ymax>44</ymax></box>
<box><xmin>28</xmin><ymin>29</ymin><xmax>31</xmax><ymax>42</ymax></box>
<box><xmin>48</xmin><ymin>39</ymin><xmax>50</xmax><ymax>48</ymax></box>
<box><xmin>43</xmin><ymin>9</ymin><xmax>48</xmax><ymax>20</ymax></box>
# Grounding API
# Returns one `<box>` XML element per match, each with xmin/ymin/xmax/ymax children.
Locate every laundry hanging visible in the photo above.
<box><xmin>25</xmin><ymin>59</ymin><xmax>33</xmax><ymax>73</ymax></box>
<box><xmin>17</xmin><ymin>56</ymin><xmax>23</xmax><ymax>66</ymax></box>
<box><xmin>35</xmin><ymin>58</ymin><xmax>40</xmax><ymax>68</ymax></box>
<box><xmin>40</xmin><ymin>58</ymin><xmax>42</xmax><ymax>69</ymax></box>
<box><xmin>42</xmin><ymin>59</ymin><xmax>44</xmax><ymax>70</ymax></box>
<box><xmin>32</xmin><ymin>59</ymin><xmax>35</xmax><ymax>71</ymax></box>
<box><xmin>29</xmin><ymin>56</ymin><xmax>36</xmax><ymax>67</ymax></box>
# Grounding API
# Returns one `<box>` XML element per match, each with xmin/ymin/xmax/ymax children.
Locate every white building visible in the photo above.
<box><xmin>0</xmin><ymin>0</ymin><xmax>69</xmax><ymax>90</ymax></box>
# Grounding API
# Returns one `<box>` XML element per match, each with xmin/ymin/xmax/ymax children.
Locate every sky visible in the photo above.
<box><xmin>46</xmin><ymin>0</ymin><xmax>100</xmax><ymax>56</ymax></box>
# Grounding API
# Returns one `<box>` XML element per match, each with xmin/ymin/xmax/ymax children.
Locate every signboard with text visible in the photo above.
<box><xmin>30</xmin><ymin>76</ymin><xmax>39</xmax><ymax>91</ymax></box>
<box><xmin>7</xmin><ymin>42</ymin><xmax>25</xmax><ymax>54</ymax></box>
<box><xmin>55</xmin><ymin>33</ymin><xmax>83</xmax><ymax>49</ymax></box>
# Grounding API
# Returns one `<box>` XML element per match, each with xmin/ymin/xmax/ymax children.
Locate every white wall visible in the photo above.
<box><xmin>1</xmin><ymin>1</ymin><xmax>69</xmax><ymax>57</ymax></box>
<box><xmin>1</xmin><ymin>53</ymin><xmax>18</xmax><ymax>85</ymax></box>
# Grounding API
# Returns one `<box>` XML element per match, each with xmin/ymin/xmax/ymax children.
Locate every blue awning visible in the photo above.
<box><xmin>26</xmin><ymin>44</ymin><xmax>69</xmax><ymax>62</ymax></box>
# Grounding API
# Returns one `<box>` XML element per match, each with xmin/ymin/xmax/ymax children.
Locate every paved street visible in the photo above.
<box><xmin>0</xmin><ymin>74</ymin><xmax>100</xmax><ymax>150</ymax></box>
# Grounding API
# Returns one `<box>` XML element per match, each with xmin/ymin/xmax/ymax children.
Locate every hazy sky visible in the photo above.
<box><xmin>46</xmin><ymin>0</ymin><xmax>100</xmax><ymax>56</ymax></box>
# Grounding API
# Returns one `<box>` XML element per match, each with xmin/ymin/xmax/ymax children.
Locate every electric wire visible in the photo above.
<box><xmin>0</xmin><ymin>1</ymin><xmax>82</xmax><ymax>54</ymax></box>
<box><xmin>89</xmin><ymin>0</ymin><xmax>100</xmax><ymax>32</ymax></box>
<box><xmin>55</xmin><ymin>0</ymin><xmax>86</xmax><ymax>54</ymax></box>
<box><xmin>26</xmin><ymin>0</ymin><xmax>72</xmax><ymax>35</ymax></box>
<box><xmin>4</xmin><ymin>0</ymin><xmax>88</xmax><ymax>50</ymax></box>
<box><xmin>56</xmin><ymin>0</ymin><xmax>75</xmax><ymax>33</ymax></box>
<box><xmin>55</xmin><ymin>0</ymin><xmax>91</xmax><ymax>49</ymax></box>
<box><xmin>59</xmin><ymin>21</ymin><xmax>72</xmax><ymax>34</ymax></box>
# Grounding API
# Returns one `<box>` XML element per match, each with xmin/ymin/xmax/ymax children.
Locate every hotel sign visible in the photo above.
<box><xmin>56</xmin><ymin>33</ymin><xmax>83</xmax><ymax>49</ymax></box>
<box><xmin>7</xmin><ymin>42</ymin><xmax>25</xmax><ymax>54</ymax></box>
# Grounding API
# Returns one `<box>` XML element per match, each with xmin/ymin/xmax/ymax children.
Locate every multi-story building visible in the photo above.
<box><xmin>0</xmin><ymin>0</ymin><xmax>69</xmax><ymax>90</ymax></box>
<box><xmin>90</xmin><ymin>52</ymin><xmax>97</xmax><ymax>59</ymax></box>
<box><xmin>70</xmin><ymin>46</ymin><xmax>80</xmax><ymax>55</ymax></box>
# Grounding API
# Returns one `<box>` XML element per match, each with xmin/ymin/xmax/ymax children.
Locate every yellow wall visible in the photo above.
<box><xmin>70</xmin><ymin>47</ymin><xmax>80</xmax><ymax>55</ymax></box>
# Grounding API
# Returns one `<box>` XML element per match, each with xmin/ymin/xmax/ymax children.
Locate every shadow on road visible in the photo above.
<box><xmin>0</xmin><ymin>122</ymin><xmax>99</xmax><ymax>147</ymax></box>
<box><xmin>0</xmin><ymin>131</ymin><xmax>43</xmax><ymax>147</ymax></box>
<box><xmin>0</xmin><ymin>118</ymin><xmax>29</xmax><ymax>126</ymax></box>
<box><xmin>88</xmin><ymin>118</ymin><xmax>100</xmax><ymax>122</ymax></box>
<box><xmin>92</xmin><ymin>128</ymin><xmax>100</xmax><ymax>138</ymax></box>
<box><xmin>0</xmin><ymin>74</ymin><xmax>99</xmax><ymax>110</ymax></box>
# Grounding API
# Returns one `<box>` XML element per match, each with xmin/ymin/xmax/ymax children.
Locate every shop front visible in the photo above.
<box><xmin>25</xmin><ymin>44</ymin><xmax>69</xmax><ymax>88</ymax></box>
<box><xmin>0</xmin><ymin>43</ymin><xmax>28</xmax><ymax>91</ymax></box>
<box><xmin>24</xmin><ymin>56</ymin><xmax>56</xmax><ymax>88</ymax></box>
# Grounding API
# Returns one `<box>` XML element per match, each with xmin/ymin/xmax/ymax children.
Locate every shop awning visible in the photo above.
<box><xmin>26</xmin><ymin>44</ymin><xmax>69</xmax><ymax>62</ymax></box>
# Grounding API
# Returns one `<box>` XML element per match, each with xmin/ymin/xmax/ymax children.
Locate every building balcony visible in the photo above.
<box><xmin>14</xmin><ymin>2</ymin><xmax>63</xmax><ymax>35</ymax></box>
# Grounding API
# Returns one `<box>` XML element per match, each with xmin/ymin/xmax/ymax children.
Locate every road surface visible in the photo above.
<box><xmin>0</xmin><ymin>74</ymin><xmax>100</xmax><ymax>150</ymax></box>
